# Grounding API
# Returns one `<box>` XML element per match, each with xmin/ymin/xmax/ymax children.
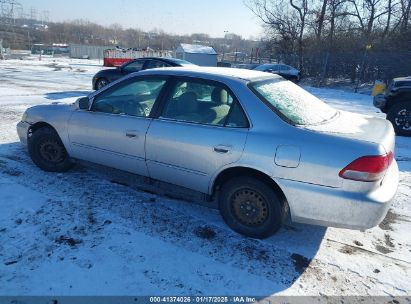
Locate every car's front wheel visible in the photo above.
<box><xmin>95</xmin><ymin>78</ymin><xmax>109</xmax><ymax>90</ymax></box>
<box><xmin>387</xmin><ymin>101</ymin><xmax>411</xmax><ymax>136</ymax></box>
<box><xmin>28</xmin><ymin>126</ymin><xmax>74</xmax><ymax>172</ymax></box>
<box><xmin>219</xmin><ymin>176</ymin><xmax>286</xmax><ymax>239</ymax></box>
<box><xmin>290</xmin><ymin>76</ymin><xmax>300</xmax><ymax>83</ymax></box>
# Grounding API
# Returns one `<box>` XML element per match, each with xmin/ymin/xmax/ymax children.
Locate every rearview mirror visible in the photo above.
<box><xmin>76</xmin><ymin>97</ymin><xmax>90</xmax><ymax>110</ymax></box>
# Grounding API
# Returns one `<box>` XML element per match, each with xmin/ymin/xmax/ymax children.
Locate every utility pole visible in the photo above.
<box><xmin>0</xmin><ymin>38</ymin><xmax>3</xmax><ymax>59</ymax></box>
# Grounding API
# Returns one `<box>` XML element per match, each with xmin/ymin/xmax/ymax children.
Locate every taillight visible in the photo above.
<box><xmin>339</xmin><ymin>152</ymin><xmax>394</xmax><ymax>182</ymax></box>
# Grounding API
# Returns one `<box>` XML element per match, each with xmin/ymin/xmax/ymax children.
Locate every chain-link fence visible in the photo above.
<box><xmin>220</xmin><ymin>49</ymin><xmax>411</xmax><ymax>86</ymax></box>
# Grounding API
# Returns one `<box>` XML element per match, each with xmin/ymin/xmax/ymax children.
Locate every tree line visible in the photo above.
<box><xmin>0</xmin><ymin>18</ymin><xmax>259</xmax><ymax>58</ymax></box>
<box><xmin>246</xmin><ymin>0</ymin><xmax>411</xmax><ymax>83</ymax></box>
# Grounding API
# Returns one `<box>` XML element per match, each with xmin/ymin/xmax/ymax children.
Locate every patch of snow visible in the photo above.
<box><xmin>0</xmin><ymin>175</ymin><xmax>45</xmax><ymax>222</ymax></box>
<box><xmin>252</xmin><ymin>80</ymin><xmax>337</xmax><ymax>125</ymax></box>
<box><xmin>303</xmin><ymin>110</ymin><xmax>370</xmax><ymax>134</ymax></box>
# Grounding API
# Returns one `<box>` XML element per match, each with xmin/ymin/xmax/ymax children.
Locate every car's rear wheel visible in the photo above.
<box><xmin>219</xmin><ymin>176</ymin><xmax>285</xmax><ymax>239</ymax></box>
<box><xmin>387</xmin><ymin>101</ymin><xmax>411</xmax><ymax>136</ymax></box>
<box><xmin>96</xmin><ymin>78</ymin><xmax>109</xmax><ymax>90</ymax></box>
<box><xmin>28</xmin><ymin>126</ymin><xmax>74</xmax><ymax>172</ymax></box>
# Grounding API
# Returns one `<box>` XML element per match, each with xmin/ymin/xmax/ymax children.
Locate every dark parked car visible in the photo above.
<box><xmin>253</xmin><ymin>64</ymin><xmax>301</xmax><ymax>82</ymax></box>
<box><xmin>236</xmin><ymin>63</ymin><xmax>260</xmax><ymax>70</ymax></box>
<box><xmin>373</xmin><ymin>76</ymin><xmax>411</xmax><ymax>136</ymax></box>
<box><xmin>92</xmin><ymin>57</ymin><xmax>195</xmax><ymax>90</ymax></box>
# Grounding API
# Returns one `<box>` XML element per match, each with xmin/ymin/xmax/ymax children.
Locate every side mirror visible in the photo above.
<box><xmin>76</xmin><ymin>97</ymin><xmax>90</xmax><ymax>110</ymax></box>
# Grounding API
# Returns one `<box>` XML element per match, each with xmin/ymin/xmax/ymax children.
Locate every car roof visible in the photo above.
<box><xmin>126</xmin><ymin>57</ymin><xmax>193</xmax><ymax>65</ymax></box>
<box><xmin>259</xmin><ymin>63</ymin><xmax>282</xmax><ymax>66</ymax></box>
<box><xmin>393</xmin><ymin>76</ymin><xmax>411</xmax><ymax>82</ymax></box>
<box><xmin>134</xmin><ymin>66</ymin><xmax>280</xmax><ymax>82</ymax></box>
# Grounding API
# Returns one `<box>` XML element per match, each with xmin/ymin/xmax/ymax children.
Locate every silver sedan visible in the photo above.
<box><xmin>17</xmin><ymin>67</ymin><xmax>399</xmax><ymax>238</ymax></box>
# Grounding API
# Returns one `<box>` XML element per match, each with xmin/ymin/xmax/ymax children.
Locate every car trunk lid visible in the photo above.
<box><xmin>303</xmin><ymin>110</ymin><xmax>395</xmax><ymax>154</ymax></box>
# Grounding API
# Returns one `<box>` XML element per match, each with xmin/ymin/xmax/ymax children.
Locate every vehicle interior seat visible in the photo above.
<box><xmin>209</xmin><ymin>87</ymin><xmax>231</xmax><ymax>125</ymax></box>
<box><xmin>174</xmin><ymin>91</ymin><xmax>203</xmax><ymax>123</ymax></box>
<box><xmin>124</xmin><ymin>99</ymin><xmax>145</xmax><ymax>116</ymax></box>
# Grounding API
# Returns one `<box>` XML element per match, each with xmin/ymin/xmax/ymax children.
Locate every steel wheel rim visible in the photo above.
<box><xmin>395</xmin><ymin>109</ymin><xmax>411</xmax><ymax>131</ymax></box>
<box><xmin>231</xmin><ymin>188</ymin><xmax>269</xmax><ymax>227</ymax></box>
<box><xmin>39</xmin><ymin>139</ymin><xmax>66</xmax><ymax>163</ymax></box>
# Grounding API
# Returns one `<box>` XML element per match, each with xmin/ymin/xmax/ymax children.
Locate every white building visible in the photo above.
<box><xmin>176</xmin><ymin>43</ymin><xmax>217</xmax><ymax>67</ymax></box>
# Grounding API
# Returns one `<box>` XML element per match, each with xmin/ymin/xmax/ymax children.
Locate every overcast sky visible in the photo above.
<box><xmin>18</xmin><ymin>0</ymin><xmax>264</xmax><ymax>39</ymax></box>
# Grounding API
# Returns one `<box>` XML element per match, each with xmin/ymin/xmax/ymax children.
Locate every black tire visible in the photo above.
<box><xmin>219</xmin><ymin>176</ymin><xmax>286</xmax><ymax>239</ymax></box>
<box><xmin>386</xmin><ymin>101</ymin><xmax>411</xmax><ymax>136</ymax></box>
<box><xmin>289</xmin><ymin>76</ymin><xmax>299</xmax><ymax>83</ymax></box>
<box><xmin>96</xmin><ymin>78</ymin><xmax>109</xmax><ymax>90</ymax></box>
<box><xmin>28</xmin><ymin>127</ymin><xmax>74</xmax><ymax>172</ymax></box>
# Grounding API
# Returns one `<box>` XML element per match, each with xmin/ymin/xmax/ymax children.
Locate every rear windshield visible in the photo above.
<box><xmin>250</xmin><ymin>79</ymin><xmax>338</xmax><ymax>125</ymax></box>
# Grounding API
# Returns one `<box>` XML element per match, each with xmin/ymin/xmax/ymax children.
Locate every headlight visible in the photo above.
<box><xmin>21</xmin><ymin>112</ymin><xmax>28</xmax><ymax>122</ymax></box>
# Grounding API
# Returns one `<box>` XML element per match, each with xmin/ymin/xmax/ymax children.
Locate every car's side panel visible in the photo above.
<box><xmin>145</xmin><ymin>120</ymin><xmax>248</xmax><ymax>193</ymax></box>
<box><xmin>67</xmin><ymin>111</ymin><xmax>152</xmax><ymax>176</ymax></box>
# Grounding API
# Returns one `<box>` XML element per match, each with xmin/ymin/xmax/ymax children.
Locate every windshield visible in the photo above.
<box><xmin>254</xmin><ymin>64</ymin><xmax>277</xmax><ymax>71</ymax></box>
<box><xmin>250</xmin><ymin>79</ymin><xmax>338</xmax><ymax>125</ymax></box>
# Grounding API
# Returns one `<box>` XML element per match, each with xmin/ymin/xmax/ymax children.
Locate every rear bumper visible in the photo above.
<box><xmin>277</xmin><ymin>161</ymin><xmax>399</xmax><ymax>230</ymax></box>
<box><xmin>16</xmin><ymin>121</ymin><xmax>30</xmax><ymax>147</ymax></box>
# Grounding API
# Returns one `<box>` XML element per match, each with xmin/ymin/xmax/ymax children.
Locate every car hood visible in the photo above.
<box><xmin>25</xmin><ymin>103</ymin><xmax>75</xmax><ymax>124</ymax></box>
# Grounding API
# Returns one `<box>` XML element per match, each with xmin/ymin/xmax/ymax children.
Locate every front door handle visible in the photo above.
<box><xmin>125</xmin><ymin>130</ymin><xmax>138</xmax><ymax>138</ymax></box>
<box><xmin>213</xmin><ymin>145</ymin><xmax>231</xmax><ymax>154</ymax></box>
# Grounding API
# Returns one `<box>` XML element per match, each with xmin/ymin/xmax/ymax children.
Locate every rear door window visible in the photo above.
<box><xmin>144</xmin><ymin>60</ymin><xmax>171</xmax><ymax>69</ymax></box>
<box><xmin>122</xmin><ymin>60</ymin><xmax>145</xmax><ymax>73</ymax></box>
<box><xmin>160</xmin><ymin>79</ymin><xmax>248</xmax><ymax>128</ymax></box>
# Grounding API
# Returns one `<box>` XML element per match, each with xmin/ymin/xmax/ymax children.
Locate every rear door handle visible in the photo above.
<box><xmin>126</xmin><ymin>130</ymin><xmax>138</xmax><ymax>138</ymax></box>
<box><xmin>213</xmin><ymin>145</ymin><xmax>231</xmax><ymax>154</ymax></box>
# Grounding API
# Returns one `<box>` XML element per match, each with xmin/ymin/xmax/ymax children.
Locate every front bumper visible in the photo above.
<box><xmin>16</xmin><ymin>121</ymin><xmax>30</xmax><ymax>147</ymax></box>
<box><xmin>277</xmin><ymin>160</ymin><xmax>399</xmax><ymax>230</ymax></box>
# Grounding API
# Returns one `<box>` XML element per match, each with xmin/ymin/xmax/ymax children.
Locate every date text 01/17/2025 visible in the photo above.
<box><xmin>149</xmin><ymin>296</ymin><xmax>257</xmax><ymax>303</ymax></box>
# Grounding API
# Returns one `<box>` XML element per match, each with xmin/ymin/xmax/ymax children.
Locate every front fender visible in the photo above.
<box><xmin>25</xmin><ymin>104</ymin><xmax>75</xmax><ymax>154</ymax></box>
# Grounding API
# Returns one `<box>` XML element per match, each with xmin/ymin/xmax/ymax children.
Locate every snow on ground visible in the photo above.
<box><xmin>0</xmin><ymin>57</ymin><xmax>410</xmax><ymax>297</ymax></box>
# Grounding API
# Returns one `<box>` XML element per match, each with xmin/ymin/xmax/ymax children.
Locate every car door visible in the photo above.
<box><xmin>68</xmin><ymin>76</ymin><xmax>168</xmax><ymax>176</ymax></box>
<box><xmin>145</xmin><ymin>77</ymin><xmax>250</xmax><ymax>193</ymax></box>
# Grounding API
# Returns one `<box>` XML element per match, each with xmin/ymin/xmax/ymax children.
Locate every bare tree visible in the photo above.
<box><xmin>245</xmin><ymin>0</ymin><xmax>309</xmax><ymax>69</ymax></box>
<box><xmin>314</xmin><ymin>0</ymin><xmax>328</xmax><ymax>40</ymax></box>
<box><xmin>347</xmin><ymin>0</ymin><xmax>390</xmax><ymax>40</ymax></box>
<box><xmin>290</xmin><ymin>0</ymin><xmax>310</xmax><ymax>69</ymax></box>
<box><xmin>327</xmin><ymin>0</ymin><xmax>349</xmax><ymax>44</ymax></box>
<box><xmin>381</xmin><ymin>0</ymin><xmax>398</xmax><ymax>41</ymax></box>
<box><xmin>399</xmin><ymin>0</ymin><xmax>411</xmax><ymax>32</ymax></box>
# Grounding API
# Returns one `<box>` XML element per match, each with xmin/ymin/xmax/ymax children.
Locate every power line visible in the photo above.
<box><xmin>0</xmin><ymin>0</ymin><xmax>22</xmax><ymax>25</ymax></box>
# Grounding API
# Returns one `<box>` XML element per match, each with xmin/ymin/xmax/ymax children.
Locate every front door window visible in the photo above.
<box><xmin>91</xmin><ymin>78</ymin><xmax>167</xmax><ymax>117</ymax></box>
